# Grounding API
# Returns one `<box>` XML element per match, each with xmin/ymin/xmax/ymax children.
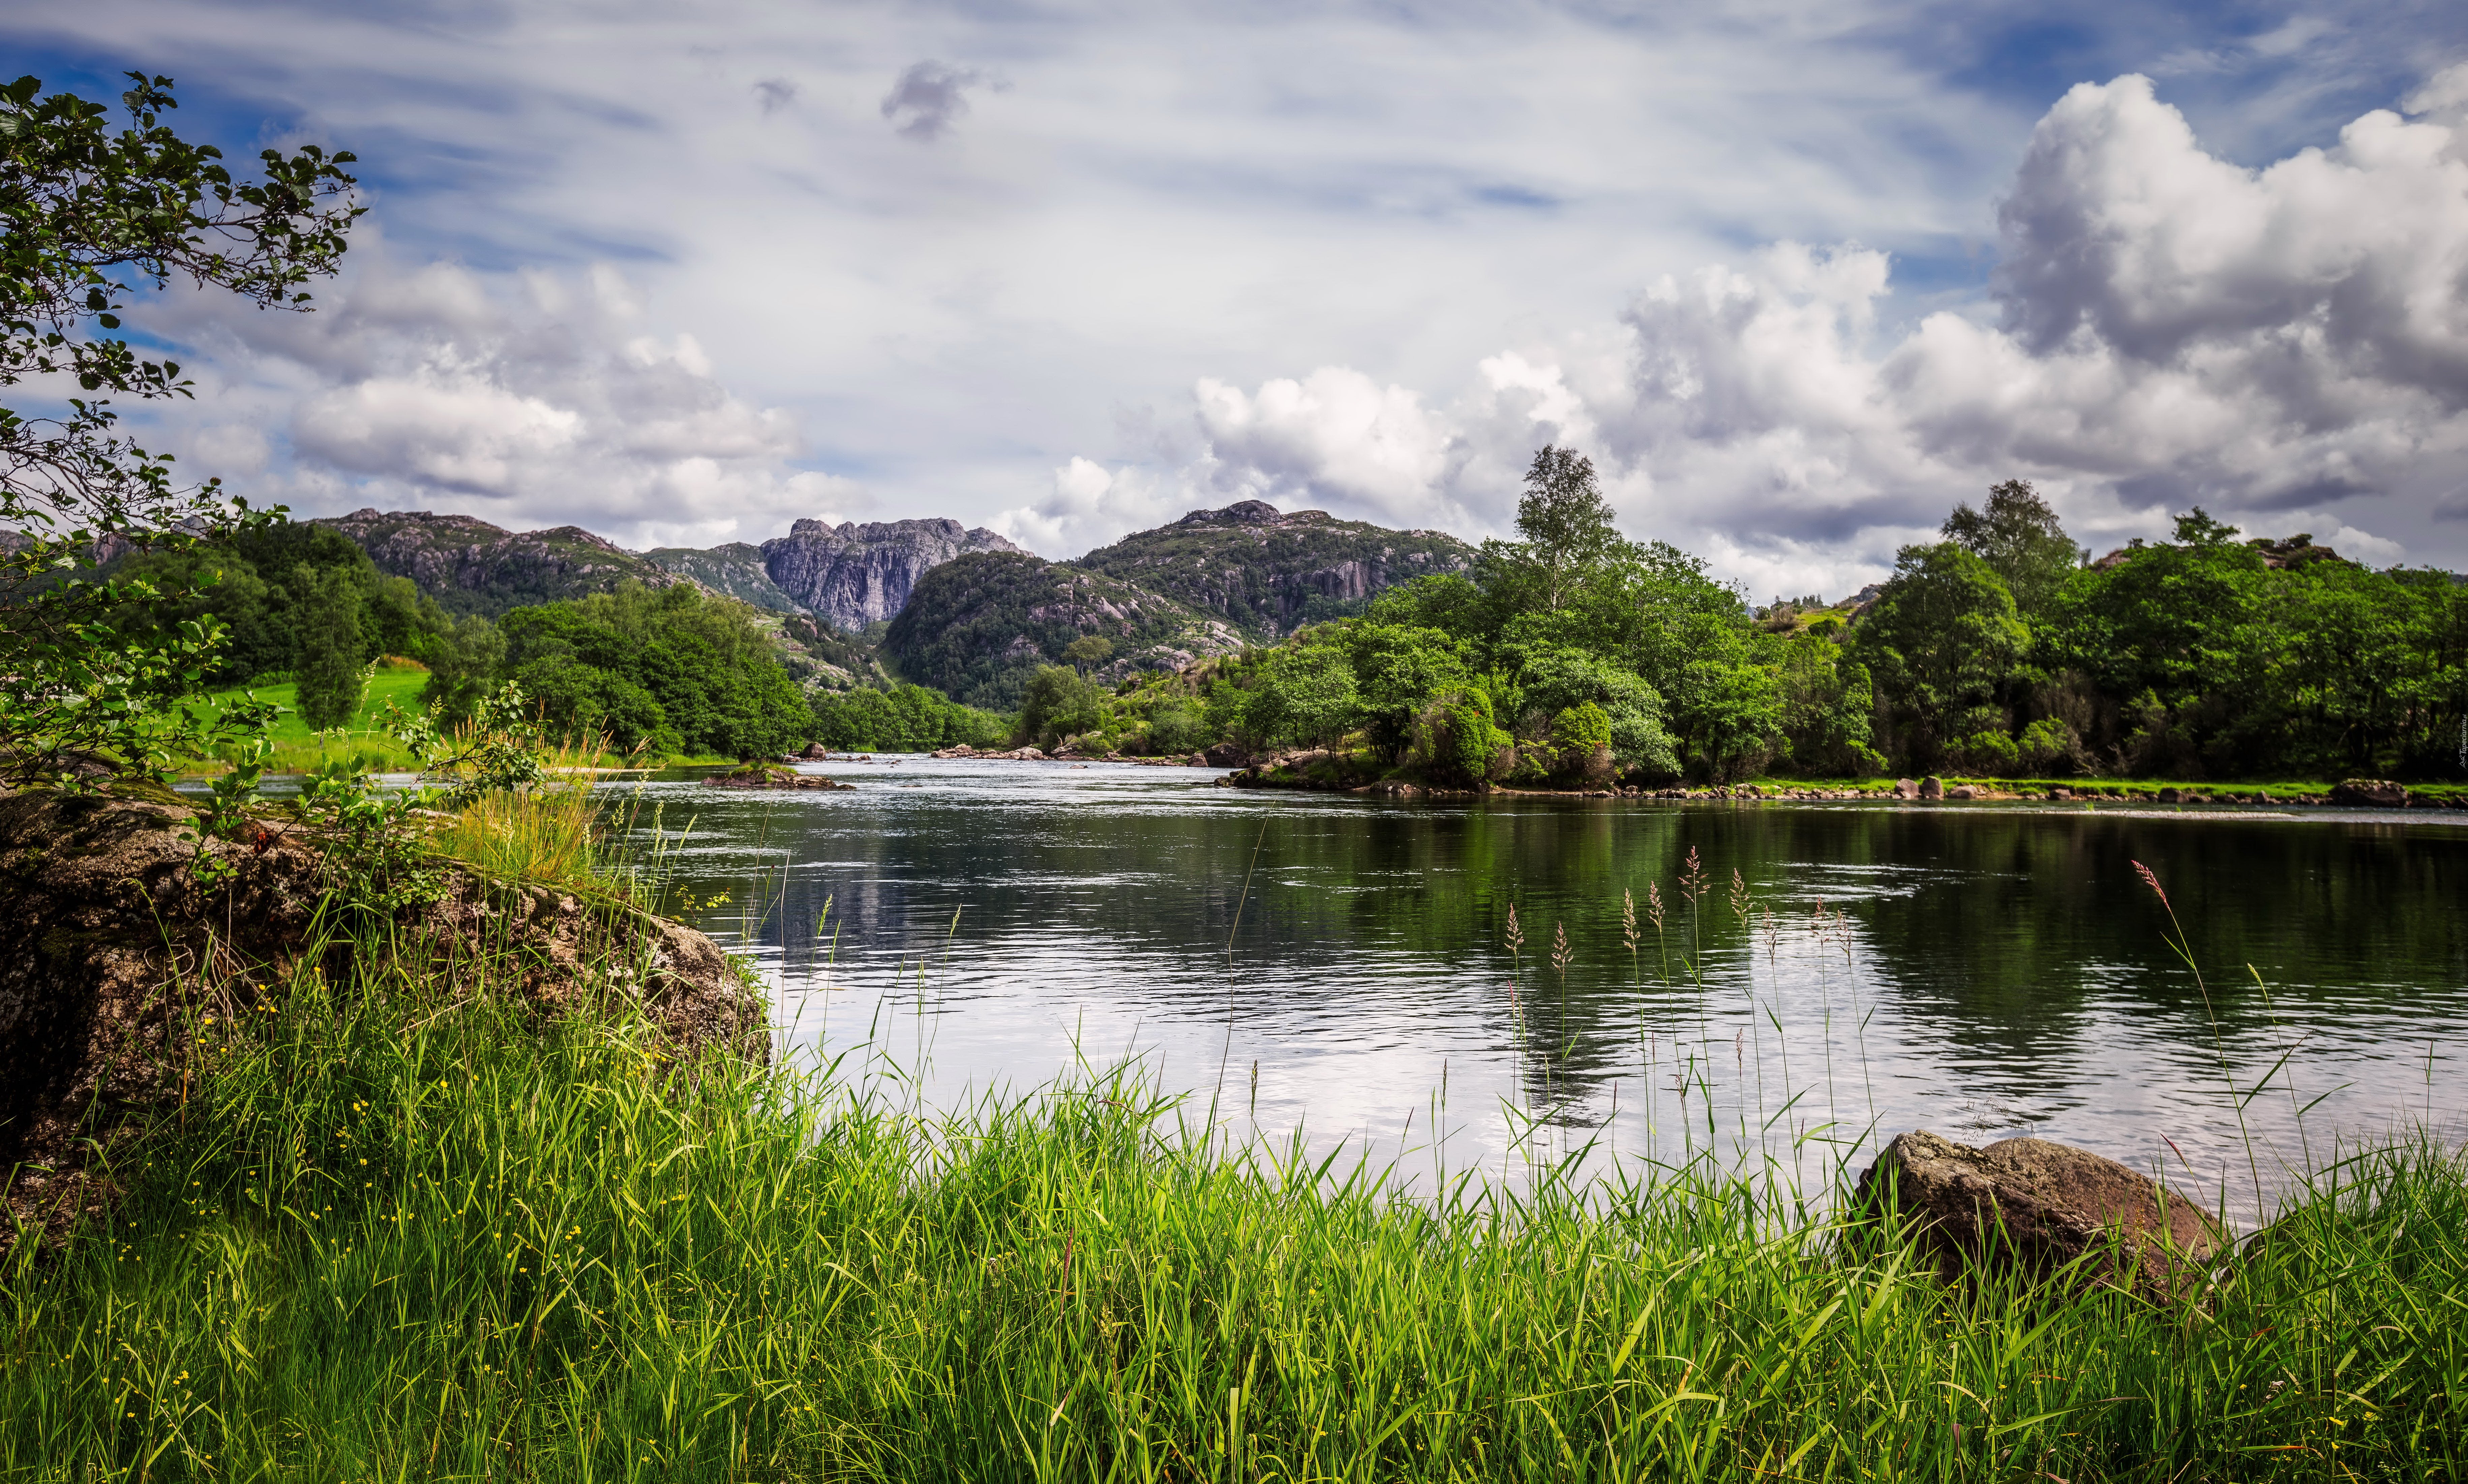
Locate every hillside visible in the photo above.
<box><xmin>1075</xmin><ymin>500</ymin><xmax>1476</xmax><ymax>633</ymax></box>
<box><xmin>642</xmin><ymin>543</ymin><xmax>808</xmax><ymax>614</ymax></box>
<box><xmin>317</xmin><ymin>509</ymin><xmax>680</xmax><ymax>618</ymax></box>
<box><xmin>882</xmin><ymin>551</ymin><xmax>1242</xmax><ymax>709</ymax></box>
<box><xmin>759</xmin><ymin>518</ymin><xmax>1023</xmax><ymax>631</ymax></box>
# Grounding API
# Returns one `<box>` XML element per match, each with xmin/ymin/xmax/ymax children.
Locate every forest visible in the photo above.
<box><xmin>111</xmin><ymin>449</ymin><xmax>2468</xmax><ymax>782</ymax></box>
<box><xmin>1005</xmin><ymin>452</ymin><xmax>2468</xmax><ymax>785</ymax></box>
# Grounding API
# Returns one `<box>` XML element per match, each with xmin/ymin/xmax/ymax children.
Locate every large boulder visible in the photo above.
<box><xmin>1893</xmin><ymin>778</ymin><xmax>1920</xmax><ymax>799</ymax></box>
<box><xmin>1854</xmin><ymin>1130</ymin><xmax>2224</xmax><ymax>1301</ymax></box>
<box><xmin>1</xmin><ymin>786</ymin><xmax>765</xmax><ymax>1245</ymax></box>
<box><xmin>1203</xmin><ymin>741</ymin><xmax>1251</xmax><ymax>769</ymax></box>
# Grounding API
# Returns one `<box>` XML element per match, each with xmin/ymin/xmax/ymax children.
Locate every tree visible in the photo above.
<box><xmin>0</xmin><ymin>72</ymin><xmax>359</xmax><ymax>785</ymax></box>
<box><xmin>418</xmin><ymin>614</ymin><xmax>505</xmax><ymax>725</ymax></box>
<box><xmin>1849</xmin><ymin>543</ymin><xmax>2030</xmax><ymax>769</ymax></box>
<box><xmin>292</xmin><ymin>564</ymin><xmax>367</xmax><ymax>731</ymax></box>
<box><xmin>1062</xmin><ymin>634</ymin><xmax>1115</xmax><ymax>672</ymax></box>
<box><xmin>1242</xmin><ymin>640</ymin><xmax>1363</xmax><ymax>752</ymax></box>
<box><xmin>1940</xmin><ymin>479</ymin><xmax>2084</xmax><ymax>615</ymax></box>
<box><xmin>1484</xmin><ymin>446</ymin><xmax>1624</xmax><ymax>613</ymax></box>
<box><xmin>1016</xmin><ymin>664</ymin><xmax>1107</xmax><ymax>747</ymax></box>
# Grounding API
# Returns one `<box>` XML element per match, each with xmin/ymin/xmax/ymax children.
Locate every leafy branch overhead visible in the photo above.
<box><xmin>0</xmin><ymin>72</ymin><xmax>359</xmax><ymax>786</ymax></box>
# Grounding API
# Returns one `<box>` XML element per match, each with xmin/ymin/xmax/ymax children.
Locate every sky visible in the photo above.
<box><xmin>9</xmin><ymin>0</ymin><xmax>2468</xmax><ymax>598</ymax></box>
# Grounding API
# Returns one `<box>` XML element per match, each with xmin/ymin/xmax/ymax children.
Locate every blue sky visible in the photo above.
<box><xmin>8</xmin><ymin>0</ymin><xmax>2467</xmax><ymax>593</ymax></box>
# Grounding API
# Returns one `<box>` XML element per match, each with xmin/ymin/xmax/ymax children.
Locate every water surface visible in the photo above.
<box><xmin>619</xmin><ymin>757</ymin><xmax>2467</xmax><ymax>1218</ymax></box>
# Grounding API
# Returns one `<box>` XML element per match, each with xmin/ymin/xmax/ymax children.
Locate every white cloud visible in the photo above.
<box><xmin>14</xmin><ymin>5</ymin><xmax>2468</xmax><ymax>585</ymax></box>
<box><xmin>134</xmin><ymin>248</ymin><xmax>863</xmax><ymax>550</ymax></box>
<box><xmin>1058</xmin><ymin>69</ymin><xmax>2468</xmax><ymax>591</ymax></box>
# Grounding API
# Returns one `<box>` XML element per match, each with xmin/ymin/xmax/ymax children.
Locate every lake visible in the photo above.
<box><xmin>618</xmin><ymin>758</ymin><xmax>2465</xmax><ymax>1219</ymax></box>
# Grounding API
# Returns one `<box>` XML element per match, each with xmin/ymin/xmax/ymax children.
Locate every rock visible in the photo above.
<box><xmin>1354</xmin><ymin>779</ymin><xmax>1425</xmax><ymax>798</ymax></box>
<box><xmin>706</xmin><ymin>767</ymin><xmax>854</xmax><ymax>790</ymax></box>
<box><xmin>1919</xmin><ymin>776</ymin><xmax>1944</xmax><ymax>800</ymax></box>
<box><xmin>756</xmin><ymin>518</ymin><xmax>1024</xmax><ymax>631</ymax></box>
<box><xmin>1893</xmin><ymin>778</ymin><xmax>1920</xmax><ymax>799</ymax></box>
<box><xmin>2330</xmin><ymin>778</ymin><xmax>2408</xmax><ymax>808</ymax></box>
<box><xmin>800</xmin><ymin>741</ymin><xmax>829</xmax><ymax>759</ymax></box>
<box><xmin>1187</xmin><ymin>753</ymin><xmax>1207</xmax><ymax>767</ymax></box>
<box><xmin>1855</xmin><ymin>1131</ymin><xmax>2224</xmax><ymax>1301</ymax></box>
<box><xmin>1203</xmin><ymin>741</ymin><xmax>1251</xmax><ymax>768</ymax></box>
<box><xmin>2047</xmin><ymin>786</ymin><xmax>2073</xmax><ymax>800</ymax></box>
<box><xmin>0</xmin><ymin>787</ymin><xmax>764</xmax><ymax>1247</ymax></box>
<box><xmin>1948</xmin><ymin>784</ymin><xmax>1977</xmax><ymax>800</ymax></box>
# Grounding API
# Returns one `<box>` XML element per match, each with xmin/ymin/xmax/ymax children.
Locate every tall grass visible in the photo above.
<box><xmin>2</xmin><ymin>913</ymin><xmax>2462</xmax><ymax>1481</ymax></box>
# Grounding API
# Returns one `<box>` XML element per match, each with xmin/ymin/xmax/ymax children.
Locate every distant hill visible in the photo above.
<box><xmin>641</xmin><ymin>543</ymin><xmax>808</xmax><ymax>614</ymax></box>
<box><xmin>317</xmin><ymin>509</ymin><xmax>680</xmax><ymax>618</ymax></box>
<box><xmin>1075</xmin><ymin>500</ymin><xmax>1476</xmax><ymax>634</ymax></box>
<box><xmin>758</xmin><ymin>518</ymin><xmax>1023</xmax><ymax>631</ymax></box>
<box><xmin>883</xmin><ymin>551</ymin><xmax>1242</xmax><ymax>710</ymax></box>
<box><xmin>318</xmin><ymin>500</ymin><xmax>1472</xmax><ymax>709</ymax></box>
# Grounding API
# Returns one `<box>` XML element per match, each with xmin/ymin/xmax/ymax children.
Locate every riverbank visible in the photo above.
<box><xmin>5</xmin><ymin>952</ymin><xmax>2460</xmax><ymax>1479</ymax></box>
<box><xmin>2</xmin><ymin>781</ymin><xmax>2462</xmax><ymax>1478</ymax></box>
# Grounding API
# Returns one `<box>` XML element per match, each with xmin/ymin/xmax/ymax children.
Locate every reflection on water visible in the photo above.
<box><xmin>613</xmin><ymin>756</ymin><xmax>2467</xmax><ymax>1221</ymax></box>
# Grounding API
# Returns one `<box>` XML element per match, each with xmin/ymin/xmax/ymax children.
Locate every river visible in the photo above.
<box><xmin>615</xmin><ymin>757</ymin><xmax>2464</xmax><ymax>1218</ymax></box>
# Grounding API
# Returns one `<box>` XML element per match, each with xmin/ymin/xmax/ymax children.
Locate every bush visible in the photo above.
<box><xmin>1412</xmin><ymin>688</ymin><xmax>1513</xmax><ymax>787</ymax></box>
<box><xmin>1956</xmin><ymin>728</ymin><xmax>2021</xmax><ymax>776</ymax></box>
<box><xmin>2017</xmin><ymin>716</ymin><xmax>2080</xmax><ymax>775</ymax></box>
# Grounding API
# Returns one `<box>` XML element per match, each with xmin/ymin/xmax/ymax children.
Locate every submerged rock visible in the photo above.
<box><xmin>0</xmin><ymin>786</ymin><xmax>765</xmax><ymax>1246</ymax></box>
<box><xmin>1855</xmin><ymin>1130</ymin><xmax>2224</xmax><ymax>1301</ymax></box>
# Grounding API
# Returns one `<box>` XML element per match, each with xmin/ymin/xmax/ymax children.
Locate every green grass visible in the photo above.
<box><xmin>176</xmin><ymin>667</ymin><xmax>435</xmax><ymax>775</ymax></box>
<box><xmin>3</xmin><ymin>910</ymin><xmax>2462</xmax><ymax>1480</ymax></box>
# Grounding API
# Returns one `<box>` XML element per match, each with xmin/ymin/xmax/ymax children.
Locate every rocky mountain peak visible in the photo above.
<box><xmin>759</xmin><ymin>517</ymin><xmax>1024</xmax><ymax>631</ymax></box>
<box><xmin>1173</xmin><ymin>500</ymin><xmax>1333</xmax><ymax>528</ymax></box>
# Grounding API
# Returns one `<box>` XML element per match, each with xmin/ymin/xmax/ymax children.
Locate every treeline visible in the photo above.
<box><xmin>127</xmin><ymin>463</ymin><xmax>2468</xmax><ymax>779</ymax></box>
<box><xmin>1009</xmin><ymin>455</ymin><xmax>2468</xmax><ymax>784</ymax></box>
<box><xmin>119</xmin><ymin>533</ymin><xmax>1006</xmax><ymax>758</ymax></box>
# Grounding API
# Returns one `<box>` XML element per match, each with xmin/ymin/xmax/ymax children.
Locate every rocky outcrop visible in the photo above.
<box><xmin>1855</xmin><ymin>1131</ymin><xmax>2224</xmax><ymax>1301</ymax></box>
<box><xmin>1</xmin><ymin>786</ymin><xmax>764</xmax><ymax>1244</ymax></box>
<box><xmin>1074</xmin><ymin>500</ymin><xmax>1476</xmax><ymax>635</ymax></box>
<box><xmin>759</xmin><ymin>518</ymin><xmax>1024</xmax><ymax>631</ymax></box>
<box><xmin>2330</xmin><ymin>778</ymin><xmax>2409</xmax><ymax>807</ymax></box>
<box><xmin>318</xmin><ymin>509</ymin><xmax>679</xmax><ymax>617</ymax></box>
<box><xmin>643</xmin><ymin>542</ymin><xmax>809</xmax><ymax>614</ymax></box>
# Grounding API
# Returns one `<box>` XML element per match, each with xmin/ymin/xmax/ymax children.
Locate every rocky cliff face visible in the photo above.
<box><xmin>1076</xmin><ymin>501</ymin><xmax>1475</xmax><ymax>634</ymax></box>
<box><xmin>759</xmin><ymin>518</ymin><xmax>1024</xmax><ymax>631</ymax></box>
<box><xmin>318</xmin><ymin>509</ymin><xmax>679</xmax><ymax>618</ymax></box>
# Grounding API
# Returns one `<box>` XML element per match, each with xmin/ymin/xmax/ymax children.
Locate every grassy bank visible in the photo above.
<box><xmin>3</xmin><ymin>915</ymin><xmax>2462</xmax><ymax>1481</ymax></box>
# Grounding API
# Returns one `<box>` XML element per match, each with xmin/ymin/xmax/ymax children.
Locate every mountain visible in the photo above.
<box><xmin>758</xmin><ymin>519</ymin><xmax>1024</xmax><ymax>631</ymax></box>
<box><xmin>1074</xmin><ymin>499</ymin><xmax>1476</xmax><ymax>634</ymax></box>
<box><xmin>883</xmin><ymin>552</ymin><xmax>1243</xmax><ymax>709</ymax></box>
<box><xmin>641</xmin><ymin>543</ymin><xmax>808</xmax><ymax>614</ymax></box>
<box><xmin>316</xmin><ymin>509</ymin><xmax>679</xmax><ymax>618</ymax></box>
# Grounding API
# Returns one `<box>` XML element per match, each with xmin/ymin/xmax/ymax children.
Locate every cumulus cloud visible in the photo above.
<box><xmin>140</xmin><ymin>249</ymin><xmax>863</xmax><ymax>550</ymax></box>
<box><xmin>880</xmin><ymin>60</ymin><xmax>994</xmax><ymax>142</ymax></box>
<box><xmin>1029</xmin><ymin>69</ymin><xmax>2468</xmax><ymax>589</ymax></box>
